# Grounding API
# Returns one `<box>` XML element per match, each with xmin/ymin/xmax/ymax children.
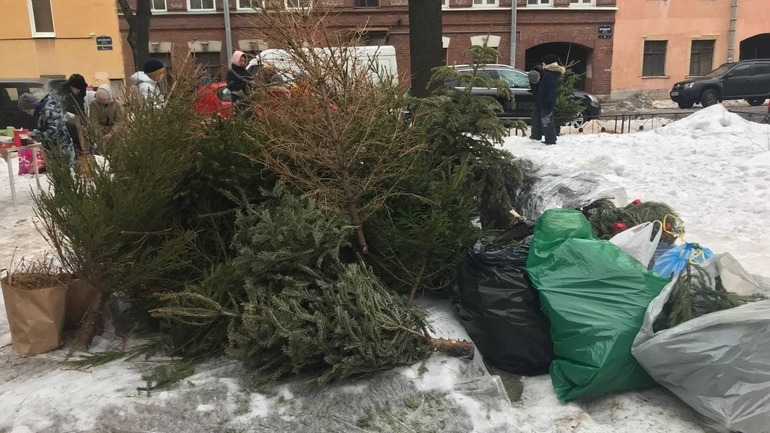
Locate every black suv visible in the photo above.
<box><xmin>670</xmin><ymin>59</ymin><xmax>770</xmax><ymax>109</ymax></box>
<box><xmin>451</xmin><ymin>64</ymin><xmax>602</xmax><ymax>126</ymax></box>
<box><xmin>0</xmin><ymin>79</ymin><xmax>50</xmax><ymax>129</ymax></box>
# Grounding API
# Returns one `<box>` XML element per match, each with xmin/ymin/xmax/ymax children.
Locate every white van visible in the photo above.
<box><xmin>247</xmin><ymin>45</ymin><xmax>398</xmax><ymax>84</ymax></box>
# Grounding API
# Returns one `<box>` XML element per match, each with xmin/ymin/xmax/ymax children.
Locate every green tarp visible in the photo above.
<box><xmin>526</xmin><ymin>209</ymin><xmax>668</xmax><ymax>401</ymax></box>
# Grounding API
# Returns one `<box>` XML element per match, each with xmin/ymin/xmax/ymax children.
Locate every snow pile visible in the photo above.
<box><xmin>654</xmin><ymin>104</ymin><xmax>766</xmax><ymax>139</ymax></box>
<box><xmin>504</xmin><ymin>104</ymin><xmax>770</xmax><ymax>276</ymax></box>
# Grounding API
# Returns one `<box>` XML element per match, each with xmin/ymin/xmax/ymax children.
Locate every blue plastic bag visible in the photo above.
<box><xmin>652</xmin><ymin>242</ymin><xmax>713</xmax><ymax>279</ymax></box>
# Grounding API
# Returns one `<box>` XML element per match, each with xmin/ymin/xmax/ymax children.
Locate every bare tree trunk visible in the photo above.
<box><xmin>117</xmin><ymin>0</ymin><xmax>152</xmax><ymax>71</ymax></box>
<box><xmin>408</xmin><ymin>0</ymin><xmax>443</xmax><ymax>98</ymax></box>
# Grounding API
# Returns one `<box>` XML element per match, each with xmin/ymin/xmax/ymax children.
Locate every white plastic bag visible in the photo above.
<box><xmin>512</xmin><ymin>163</ymin><xmax>629</xmax><ymax>220</ymax></box>
<box><xmin>632</xmin><ymin>254</ymin><xmax>770</xmax><ymax>433</ymax></box>
<box><xmin>609</xmin><ymin>221</ymin><xmax>662</xmax><ymax>268</ymax></box>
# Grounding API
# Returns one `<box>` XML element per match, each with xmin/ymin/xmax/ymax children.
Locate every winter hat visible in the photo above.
<box><xmin>542</xmin><ymin>54</ymin><xmax>560</xmax><ymax>65</ymax></box>
<box><xmin>231</xmin><ymin>50</ymin><xmax>246</xmax><ymax>65</ymax></box>
<box><xmin>67</xmin><ymin>73</ymin><xmax>88</xmax><ymax>91</ymax></box>
<box><xmin>142</xmin><ymin>58</ymin><xmax>165</xmax><ymax>74</ymax></box>
<box><xmin>18</xmin><ymin>92</ymin><xmax>40</xmax><ymax>111</ymax></box>
<box><xmin>96</xmin><ymin>84</ymin><xmax>114</xmax><ymax>104</ymax></box>
<box><xmin>527</xmin><ymin>69</ymin><xmax>541</xmax><ymax>85</ymax></box>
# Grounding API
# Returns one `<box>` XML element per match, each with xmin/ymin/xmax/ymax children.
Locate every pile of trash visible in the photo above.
<box><xmin>614</xmin><ymin>92</ymin><xmax>656</xmax><ymax>112</ymax></box>
<box><xmin>453</xmin><ymin>168</ymin><xmax>770</xmax><ymax>433</ymax></box>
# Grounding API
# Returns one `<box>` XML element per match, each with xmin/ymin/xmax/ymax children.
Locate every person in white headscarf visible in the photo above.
<box><xmin>88</xmin><ymin>84</ymin><xmax>125</xmax><ymax>145</ymax></box>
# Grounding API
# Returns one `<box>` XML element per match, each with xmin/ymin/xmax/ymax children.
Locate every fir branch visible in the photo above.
<box><xmin>66</xmin><ymin>350</ymin><xmax>127</xmax><ymax>368</ymax></box>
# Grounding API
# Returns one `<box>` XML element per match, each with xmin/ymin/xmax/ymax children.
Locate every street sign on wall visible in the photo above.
<box><xmin>598</xmin><ymin>25</ymin><xmax>613</xmax><ymax>39</ymax></box>
<box><xmin>96</xmin><ymin>35</ymin><xmax>113</xmax><ymax>51</ymax></box>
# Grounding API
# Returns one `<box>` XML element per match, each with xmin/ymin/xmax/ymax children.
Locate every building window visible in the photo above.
<box><xmin>237</xmin><ymin>0</ymin><xmax>263</xmax><ymax>9</ymax></box>
<box><xmin>442</xmin><ymin>0</ymin><xmax>448</xmax><ymax>7</ymax></box>
<box><xmin>193</xmin><ymin>52</ymin><xmax>223</xmax><ymax>81</ymax></box>
<box><xmin>473</xmin><ymin>0</ymin><xmax>499</xmax><ymax>7</ymax></box>
<box><xmin>187</xmin><ymin>0</ymin><xmax>215</xmax><ymax>11</ymax></box>
<box><xmin>527</xmin><ymin>0</ymin><xmax>551</xmax><ymax>6</ymax></box>
<box><xmin>355</xmin><ymin>0</ymin><xmax>379</xmax><ymax>7</ymax></box>
<box><xmin>570</xmin><ymin>0</ymin><xmax>595</xmax><ymax>5</ymax></box>
<box><xmin>152</xmin><ymin>0</ymin><xmax>167</xmax><ymax>11</ymax></box>
<box><xmin>689</xmin><ymin>40</ymin><xmax>715</xmax><ymax>76</ymax></box>
<box><xmin>285</xmin><ymin>0</ymin><xmax>311</xmax><ymax>9</ymax></box>
<box><xmin>642</xmin><ymin>40</ymin><xmax>667</xmax><ymax>77</ymax></box>
<box><xmin>27</xmin><ymin>0</ymin><xmax>55</xmax><ymax>36</ymax></box>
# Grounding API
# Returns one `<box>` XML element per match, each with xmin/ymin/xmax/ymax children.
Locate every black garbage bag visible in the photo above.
<box><xmin>453</xmin><ymin>237</ymin><xmax>554</xmax><ymax>375</ymax></box>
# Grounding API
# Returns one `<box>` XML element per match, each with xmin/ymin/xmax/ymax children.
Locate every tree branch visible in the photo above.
<box><xmin>116</xmin><ymin>0</ymin><xmax>134</xmax><ymax>23</ymax></box>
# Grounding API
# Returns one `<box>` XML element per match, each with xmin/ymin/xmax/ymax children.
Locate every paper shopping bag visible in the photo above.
<box><xmin>64</xmin><ymin>278</ymin><xmax>100</xmax><ymax>331</ymax></box>
<box><xmin>1</xmin><ymin>272</ymin><xmax>66</xmax><ymax>357</ymax></box>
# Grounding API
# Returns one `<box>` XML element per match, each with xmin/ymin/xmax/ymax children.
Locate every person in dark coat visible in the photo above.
<box><xmin>534</xmin><ymin>54</ymin><xmax>565</xmax><ymax>145</ymax></box>
<box><xmin>226</xmin><ymin>50</ymin><xmax>253</xmax><ymax>115</ymax></box>
<box><xmin>55</xmin><ymin>73</ymin><xmax>88</xmax><ymax>153</ymax></box>
<box><xmin>527</xmin><ymin>64</ymin><xmax>544</xmax><ymax>141</ymax></box>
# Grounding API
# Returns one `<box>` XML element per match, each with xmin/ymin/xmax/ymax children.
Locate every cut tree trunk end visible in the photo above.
<box><xmin>430</xmin><ymin>337</ymin><xmax>474</xmax><ymax>358</ymax></box>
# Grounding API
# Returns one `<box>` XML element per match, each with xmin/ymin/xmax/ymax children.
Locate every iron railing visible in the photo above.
<box><xmin>506</xmin><ymin>107</ymin><xmax>770</xmax><ymax>136</ymax></box>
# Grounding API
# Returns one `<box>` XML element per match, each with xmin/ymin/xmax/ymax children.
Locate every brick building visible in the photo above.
<box><xmin>118</xmin><ymin>0</ymin><xmax>616</xmax><ymax>97</ymax></box>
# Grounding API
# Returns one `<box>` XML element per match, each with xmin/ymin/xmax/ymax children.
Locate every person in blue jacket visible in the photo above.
<box><xmin>535</xmin><ymin>54</ymin><xmax>565</xmax><ymax>145</ymax></box>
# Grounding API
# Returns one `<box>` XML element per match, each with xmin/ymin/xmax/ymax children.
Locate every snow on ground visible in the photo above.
<box><xmin>2</xmin><ymin>104</ymin><xmax>767</xmax><ymax>432</ymax></box>
<box><xmin>504</xmin><ymin>104</ymin><xmax>770</xmax><ymax>277</ymax></box>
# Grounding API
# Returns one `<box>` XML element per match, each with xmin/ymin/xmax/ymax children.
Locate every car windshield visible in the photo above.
<box><xmin>703</xmin><ymin>63</ymin><xmax>734</xmax><ymax>78</ymax></box>
<box><xmin>497</xmin><ymin>69</ymin><xmax>530</xmax><ymax>88</ymax></box>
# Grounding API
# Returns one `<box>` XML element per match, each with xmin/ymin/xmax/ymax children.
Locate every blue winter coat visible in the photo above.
<box><xmin>535</xmin><ymin>63</ymin><xmax>565</xmax><ymax>112</ymax></box>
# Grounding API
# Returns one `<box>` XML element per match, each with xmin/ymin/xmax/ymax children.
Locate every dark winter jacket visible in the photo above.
<box><xmin>226</xmin><ymin>64</ymin><xmax>253</xmax><ymax>102</ymax></box>
<box><xmin>535</xmin><ymin>63</ymin><xmax>566</xmax><ymax>113</ymax></box>
<box><xmin>54</xmin><ymin>82</ymin><xmax>86</xmax><ymax>148</ymax></box>
<box><xmin>30</xmin><ymin>93</ymin><xmax>76</xmax><ymax>163</ymax></box>
<box><xmin>54</xmin><ymin>82</ymin><xmax>87</xmax><ymax>121</ymax></box>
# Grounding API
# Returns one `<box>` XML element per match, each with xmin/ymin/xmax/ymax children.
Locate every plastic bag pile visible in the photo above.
<box><xmin>454</xmin><ymin>207</ymin><xmax>770</xmax><ymax>433</ymax></box>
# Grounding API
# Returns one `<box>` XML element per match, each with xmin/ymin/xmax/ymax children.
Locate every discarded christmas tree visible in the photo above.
<box><xmin>152</xmin><ymin>183</ymin><xmax>472</xmax><ymax>387</ymax></box>
<box><xmin>653</xmin><ymin>262</ymin><xmax>765</xmax><ymax>332</ymax></box>
<box><xmin>554</xmin><ymin>63</ymin><xmax>587</xmax><ymax>126</ymax></box>
<box><xmin>363</xmin><ymin>44</ymin><xmax>529</xmax><ymax>299</ymax></box>
<box><xmin>582</xmin><ymin>199</ymin><xmax>681</xmax><ymax>241</ymax></box>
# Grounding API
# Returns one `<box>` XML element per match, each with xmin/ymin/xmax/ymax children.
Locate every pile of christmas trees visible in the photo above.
<box><xmin>34</xmin><ymin>26</ymin><xmax>522</xmax><ymax>386</ymax></box>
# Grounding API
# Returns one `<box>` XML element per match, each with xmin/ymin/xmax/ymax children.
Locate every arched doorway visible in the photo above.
<box><xmin>525</xmin><ymin>42</ymin><xmax>591</xmax><ymax>90</ymax></box>
<box><xmin>740</xmin><ymin>34</ymin><xmax>770</xmax><ymax>60</ymax></box>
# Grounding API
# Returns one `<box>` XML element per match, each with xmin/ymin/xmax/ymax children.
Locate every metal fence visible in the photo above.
<box><xmin>506</xmin><ymin>108</ymin><xmax>770</xmax><ymax>136</ymax></box>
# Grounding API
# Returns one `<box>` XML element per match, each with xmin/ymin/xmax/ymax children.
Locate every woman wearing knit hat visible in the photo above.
<box><xmin>89</xmin><ymin>84</ymin><xmax>125</xmax><ymax>146</ymax></box>
<box><xmin>129</xmin><ymin>58</ymin><xmax>167</xmax><ymax>107</ymax></box>
<box><xmin>18</xmin><ymin>92</ymin><xmax>76</xmax><ymax>163</ymax></box>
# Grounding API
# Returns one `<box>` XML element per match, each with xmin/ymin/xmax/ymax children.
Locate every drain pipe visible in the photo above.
<box><xmin>223</xmin><ymin>0</ymin><xmax>234</xmax><ymax>62</ymax></box>
<box><xmin>510</xmin><ymin>0</ymin><xmax>517</xmax><ymax>66</ymax></box>
<box><xmin>727</xmin><ymin>0</ymin><xmax>738</xmax><ymax>62</ymax></box>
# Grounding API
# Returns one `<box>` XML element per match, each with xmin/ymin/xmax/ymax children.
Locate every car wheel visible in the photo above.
<box><xmin>700</xmin><ymin>89</ymin><xmax>719</xmax><ymax>107</ymax></box>
<box><xmin>677</xmin><ymin>101</ymin><xmax>694</xmax><ymax>109</ymax></box>
<box><xmin>570</xmin><ymin>110</ymin><xmax>588</xmax><ymax>128</ymax></box>
<box><xmin>747</xmin><ymin>98</ymin><xmax>766</xmax><ymax>106</ymax></box>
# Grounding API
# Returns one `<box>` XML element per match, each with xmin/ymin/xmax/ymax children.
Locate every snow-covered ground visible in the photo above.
<box><xmin>1</xmin><ymin>104</ymin><xmax>768</xmax><ymax>432</ymax></box>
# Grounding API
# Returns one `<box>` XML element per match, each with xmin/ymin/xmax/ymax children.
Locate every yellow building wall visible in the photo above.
<box><xmin>611</xmin><ymin>0</ymin><xmax>733</xmax><ymax>100</ymax></box>
<box><xmin>0</xmin><ymin>0</ymin><xmax>125</xmax><ymax>85</ymax></box>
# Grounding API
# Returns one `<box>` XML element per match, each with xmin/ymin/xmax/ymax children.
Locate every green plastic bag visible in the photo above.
<box><xmin>527</xmin><ymin>209</ymin><xmax>668</xmax><ymax>401</ymax></box>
